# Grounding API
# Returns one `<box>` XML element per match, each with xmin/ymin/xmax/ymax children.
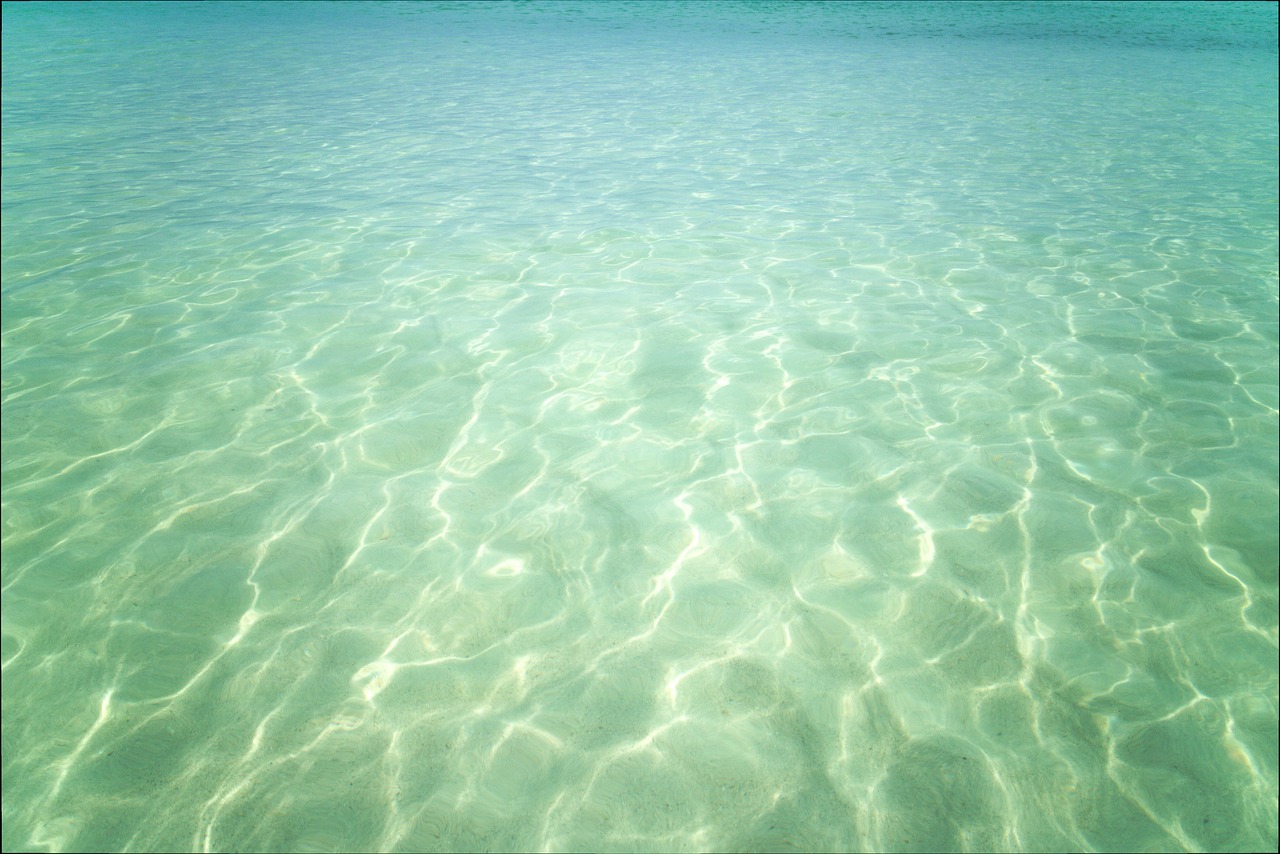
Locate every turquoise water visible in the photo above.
<box><xmin>2</xmin><ymin>1</ymin><xmax>1276</xmax><ymax>851</ymax></box>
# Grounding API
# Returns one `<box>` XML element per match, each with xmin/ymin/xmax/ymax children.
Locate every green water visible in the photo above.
<box><xmin>2</xmin><ymin>2</ymin><xmax>1277</xmax><ymax>851</ymax></box>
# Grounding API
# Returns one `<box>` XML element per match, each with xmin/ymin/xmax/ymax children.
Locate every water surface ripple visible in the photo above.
<box><xmin>2</xmin><ymin>2</ymin><xmax>1277</xmax><ymax>852</ymax></box>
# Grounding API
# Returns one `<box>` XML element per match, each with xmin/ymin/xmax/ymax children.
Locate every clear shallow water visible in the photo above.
<box><xmin>2</xmin><ymin>1</ymin><xmax>1276</xmax><ymax>851</ymax></box>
